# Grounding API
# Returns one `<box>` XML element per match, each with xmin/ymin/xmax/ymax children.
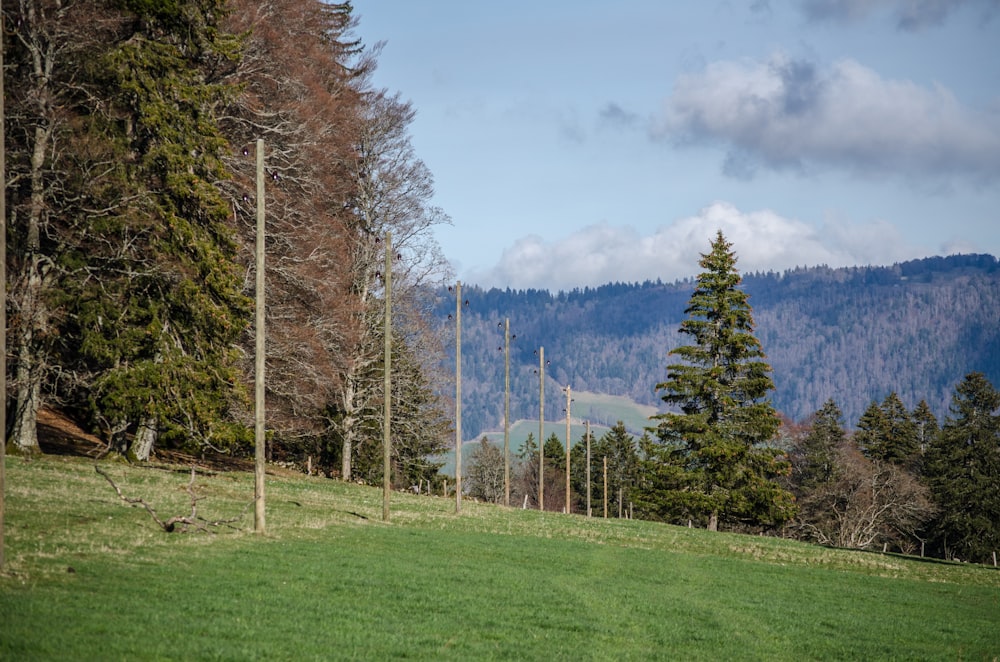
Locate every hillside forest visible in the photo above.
<box><xmin>447</xmin><ymin>253</ymin><xmax>1000</xmax><ymax>439</ymax></box>
<box><xmin>3</xmin><ymin>0</ymin><xmax>999</xmax><ymax>564</ymax></box>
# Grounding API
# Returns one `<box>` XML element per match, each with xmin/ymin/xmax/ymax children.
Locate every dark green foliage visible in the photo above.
<box><xmin>924</xmin><ymin>372</ymin><xmax>1000</xmax><ymax>563</ymax></box>
<box><xmin>543</xmin><ymin>433</ymin><xmax>565</xmax><ymax>470</ymax></box>
<box><xmin>643</xmin><ymin>233</ymin><xmax>795</xmax><ymax>530</ymax></box>
<box><xmin>60</xmin><ymin>0</ymin><xmax>251</xmax><ymax>456</ymax></box>
<box><xmin>341</xmin><ymin>322</ymin><xmax>448</xmax><ymax>488</ymax></box>
<box><xmin>572</xmin><ymin>421</ymin><xmax>642</xmax><ymax>517</ymax></box>
<box><xmin>855</xmin><ymin>392</ymin><xmax>921</xmax><ymax>471</ymax></box>
<box><xmin>787</xmin><ymin>400</ymin><xmax>848</xmax><ymax>544</ymax></box>
<box><xmin>911</xmin><ymin>399</ymin><xmax>939</xmax><ymax>456</ymax></box>
<box><xmin>796</xmin><ymin>399</ymin><xmax>846</xmax><ymax>490</ymax></box>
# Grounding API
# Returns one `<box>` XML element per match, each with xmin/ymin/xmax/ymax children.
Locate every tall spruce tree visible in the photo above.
<box><xmin>645</xmin><ymin>232</ymin><xmax>795</xmax><ymax>531</ymax></box>
<box><xmin>924</xmin><ymin>372</ymin><xmax>1000</xmax><ymax>562</ymax></box>
<box><xmin>797</xmin><ymin>399</ymin><xmax>846</xmax><ymax>490</ymax></box>
<box><xmin>856</xmin><ymin>393</ymin><xmax>920</xmax><ymax>468</ymax></box>
<box><xmin>69</xmin><ymin>0</ymin><xmax>251</xmax><ymax>458</ymax></box>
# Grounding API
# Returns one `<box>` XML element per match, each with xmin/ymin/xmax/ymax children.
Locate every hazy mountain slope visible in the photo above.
<box><xmin>438</xmin><ymin>255</ymin><xmax>1000</xmax><ymax>438</ymax></box>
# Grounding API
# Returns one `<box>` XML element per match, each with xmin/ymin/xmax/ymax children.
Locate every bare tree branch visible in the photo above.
<box><xmin>95</xmin><ymin>465</ymin><xmax>251</xmax><ymax>533</ymax></box>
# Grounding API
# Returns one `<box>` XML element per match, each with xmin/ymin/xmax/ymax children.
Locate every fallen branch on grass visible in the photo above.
<box><xmin>95</xmin><ymin>465</ymin><xmax>251</xmax><ymax>533</ymax></box>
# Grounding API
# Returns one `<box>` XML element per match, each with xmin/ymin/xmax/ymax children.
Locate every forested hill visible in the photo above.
<box><xmin>438</xmin><ymin>254</ymin><xmax>1000</xmax><ymax>439</ymax></box>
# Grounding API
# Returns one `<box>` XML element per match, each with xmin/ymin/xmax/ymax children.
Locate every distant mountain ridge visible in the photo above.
<box><xmin>438</xmin><ymin>254</ymin><xmax>1000</xmax><ymax>440</ymax></box>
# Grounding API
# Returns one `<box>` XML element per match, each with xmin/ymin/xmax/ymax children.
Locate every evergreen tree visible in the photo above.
<box><xmin>345</xmin><ymin>322</ymin><xmax>448</xmax><ymax>488</ymax></box>
<box><xmin>69</xmin><ymin>0</ymin><xmax>250</xmax><ymax>459</ymax></box>
<box><xmin>593</xmin><ymin>421</ymin><xmax>640</xmax><ymax>518</ymax></box>
<box><xmin>856</xmin><ymin>393</ymin><xmax>919</xmax><ymax>467</ymax></box>
<box><xmin>644</xmin><ymin>232</ymin><xmax>795</xmax><ymax>531</ymax></box>
<box><xmin>911</xmin><ymin>399</ymin><xmax>939</xmax><ymax>457</ymax></box>
<box><xmin>797</xmin><ymin>399</ymin><xmax>846</xmax><ymax>490</ymax></box>
<box><xmin>513</xmin><ymin>433</ymin><xmax>539</xmax><ymax>508</ymax></box>
<box><xmin>5</xmin><ymin>0</ymin><xmax>129</xmax><ymax>452</ymax></box>
<box><xmin>788</xmin><ymin>399</ymin><xmax>848</xmax><ymax>543</ymax></box>
<box><xmin>924</xmin><ymin>372</ymin><xmax>1000</xmax><ymax>562</ymax></box>
<box><xmin>544</xmin><ymin>433</ymin><xmax>565</xmax><ymax>471</ymax></box>
<box><xmin>854</xmin><ymin>400</ymin><xmax>888</xmax><ymax>458</ymax></box>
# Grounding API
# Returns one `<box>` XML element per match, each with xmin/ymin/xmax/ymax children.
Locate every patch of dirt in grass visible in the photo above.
<box><xmin>37</xmin><ymin>407</ymin><xmax>106</xmax><ymax>457</ymax></box>
<box><xmin>33</xmin><ymin>407</ymin><xmax>291</xmax><ymax>476</ymax></box>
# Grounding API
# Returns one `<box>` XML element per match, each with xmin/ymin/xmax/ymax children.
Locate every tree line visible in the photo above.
<box><xmin>4</xmin><ymin>0</ymin><xmax>450</xmax><ymax>487</ymax></box>
<box><xmin>465</xmin><ymin>234</ymin><xmax>1000</xmax><ymax>564</ymax></box>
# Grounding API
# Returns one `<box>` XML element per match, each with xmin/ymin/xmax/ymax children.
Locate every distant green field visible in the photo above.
<box><xmin>2</xmin><ymin>454</ymin><xmax>998</xmax><ymax>660</ymax></box>
<box><xmin>443</xmin><ymin>390</ymin><xmax>661</xmax><ymax>475</ymax></box>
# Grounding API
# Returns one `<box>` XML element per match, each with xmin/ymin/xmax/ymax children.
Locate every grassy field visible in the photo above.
<box><xmin>2</xmin><ymin>453</ymin><xmax>999</xmax><ymax>660</ymax></box>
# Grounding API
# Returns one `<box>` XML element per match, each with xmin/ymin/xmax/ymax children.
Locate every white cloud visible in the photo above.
<box><xmin>467</xmin><ymin>202</ymin><xmax>927</xmax><ymax>290</ymax></box>
<box><xmin>656</xmin><ymin>54</ymin><xmax>1000</xmax><ymax>182</ymax></box>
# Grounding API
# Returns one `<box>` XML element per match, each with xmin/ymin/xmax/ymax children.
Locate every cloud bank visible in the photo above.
<box><xmin>656</xmin><ymin>53</ymin><xmax>1000</xmax><ymax>182</ymax></box>
<box><xmin>468</xmin><ymin>202</ymin><xmax>929</xmax><ymax>290</ymax></box>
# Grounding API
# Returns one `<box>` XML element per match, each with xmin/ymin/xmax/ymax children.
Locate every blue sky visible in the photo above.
<box><xmin>352</xmin><ymin>1</ymin><xmax>1000</xmax><ymax>290</ymax></box>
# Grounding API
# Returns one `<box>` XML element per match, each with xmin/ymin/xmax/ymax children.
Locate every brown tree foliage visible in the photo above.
<box><xmin>218</xmin><ymin>0</ymin><xmax>368</xmax><ymax>443</ymax></box>
<box><xmin>795</xmin><ymin>442</ymin><xmax>934</xmax><ymax>552</ymax></box>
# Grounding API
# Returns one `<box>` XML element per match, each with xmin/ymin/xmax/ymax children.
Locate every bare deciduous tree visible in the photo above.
<box><xmin>798</xmin><ymin>443</ymin><xmax>934</xmax><ymax>552</ymax></box>
<box><xmin>467</xmin><ymin>438</ymin><xmax>505</xmax><ymax>504</ymax></box>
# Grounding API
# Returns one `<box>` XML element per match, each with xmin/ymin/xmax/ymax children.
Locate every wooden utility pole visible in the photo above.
<box><xmin>382</xmin><ymin>233</ymin><xmax>392</xmax><ymax>523</ymax></box>
<box><xmin>254</xmin><ymin>139</ymin><xmax>266</xmax><ymax>535</ymax></box>
<box><xmin>538</xmin><ymin>347</ymin><xmax>544</xmax><ymax>511</ymax></box>
<box><xmin>503</xmin><ymin>318</ymin><xmax>511</xmax><ymax>507</ymax></box>
<box><xmin>603</xmin><ymin>456</ymin><xmax>608</xmax><ymax>518</ymax></box>
<box><xmin>585</xmin><ymin>421</ymin><xmax>591</xmax><ymax>518</ymax></box>
<box><xmin>454</xmin><ymin>281</ymin><xmax>462</xmax><ymax>514</ymax></box>
<box><xmin>564</xmin><ymin>385</ymin><xmax>571</xmax><ymax>514</ymax></box>
<box><xmin>0</xmin><ymin>3</ymin><xmax>7</xmax><ymax>570</ymax></box>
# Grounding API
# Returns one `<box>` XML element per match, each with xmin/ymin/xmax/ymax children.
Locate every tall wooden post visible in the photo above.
<box><xmin>538</xmin><ymin>347</ymin><xmax>544</xmax><ymax>511</ymax></box>
<box><xmin>564</xmin><ymin>385</ymin><xmax>571</xmax><ymax>514</ymax></box>
<box><xmin>254</xmin><ymin>139</ymin><xmax>266</xmax><ymax>535</ymax></box>
<box><xmin>0</xmin><ymin>4</ymin><xmax>7</xmax><ymax>570</ymax></box>
<box><xmin>603</xmin><ymin>456</ymin><xmax>608</xmax><ymax>519</ymax></box>
<box><xmin>585</xmin><ymin>421</ymin><xmax>591</xmax><ymax>518</ymax></box>
<box><xmin>382</xmin><ymin>233</ymin><xmax>392</xmax><ymax>522</ymax></box>
<box><xmin>503</xmin><ymin>318</ymin><xmax>511</xmax><ymax>507</ymax></box>
<box><xmin>454</xmin><ymin>281</ymin><xmax>462</xmax><ymax>514</ymax></box>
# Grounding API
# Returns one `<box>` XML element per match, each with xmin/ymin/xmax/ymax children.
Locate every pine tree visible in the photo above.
<box><xmin>854</xmin><ymin>400</ymin><xmax>888</xmax><ymax>458</ymax></box>
<box><xmin>924</xmin><ymin>372</ymin><xmax>1000</xmax><ymax>562</ymax></box>
<box><xmin>798</xmin><ymin>399</ymin><xmax>846</xmax><ymax>490</ymax></box>
<box><xmin>911</xmin><ymin>399</ymin><xmax>939</xmax><ymax>458</ymax></box>
<box><xmin>856</xmin><ymin>393</ymin><xmax>919</xmax><ymax>467</ymax></box>
<box><xmin>645</xmin><ymin>232</ymin><xmax>795</xmax><ymax>531</ymax></box>
<box><xmin>68</xmin><ymin>0</ymin><xmax>251</xmax><ymax>459</ymax></box>
<box><xmin>592</xmin><ymin>421</ymin><xmax>640</xmax><ymax>518</ymax></box>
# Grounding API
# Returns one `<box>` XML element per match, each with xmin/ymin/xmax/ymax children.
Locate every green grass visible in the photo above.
<box><xmin>2</xmin><ymin>454</ymin><xmax>999</xmax><ymax>660</ymax></box>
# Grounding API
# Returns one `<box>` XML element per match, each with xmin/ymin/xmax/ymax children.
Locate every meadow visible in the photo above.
<box><xmin>1</xmin><ymin>453</ymin><xmax>998</xmax><ymax>660</ymax></box>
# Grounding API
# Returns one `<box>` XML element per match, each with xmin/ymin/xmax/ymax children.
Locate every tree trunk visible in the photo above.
<box><xmin>339</xmin><ymin>375</ymin><xmax>358</xmax><ymax>481</ymax></box>
<box><xmin>708</xmin><ymin>511</ymin><xmax>719</xmax><ymax>532</ymax></box>
<box><xmin>10</xmin><ymin>356</ymin><xmax>40</xmax><ymax>452</ymax></box>
<box><xmin>131</xmin><ymin>416</ymin><xmax>158</xmax><ymax>461</ymax></box>
<box><xmin>11</xmin><ymin>257</ymin><xmax>47</xmax><ymax>454</ymax></box>
<box><xmin>11</xmin><ymin>114</ymin><xmax>55</xmax><ymax>453</ymax></box>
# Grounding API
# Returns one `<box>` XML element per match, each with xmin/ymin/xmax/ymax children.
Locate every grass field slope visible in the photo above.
<box><xmin>2</xmin><ymin>455</ymin><xmax>998</xmax><ymax>660</ymax></box>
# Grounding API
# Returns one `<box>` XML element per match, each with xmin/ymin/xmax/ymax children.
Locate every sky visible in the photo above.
<box><xmin>352</xmin><ymin>0</ymin><xmax>1000</xmax><ymax>291</ymax></box>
